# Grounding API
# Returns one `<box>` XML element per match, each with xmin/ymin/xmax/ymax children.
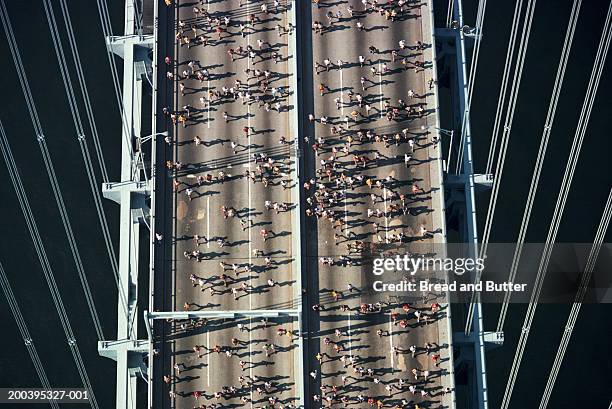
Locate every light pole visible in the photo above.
<box><xmin>134</xmin><ymin>131</ymin><xmax>168</xmax><ymax>181</ymax></box>
<box><xmin>137</xmin><ymin>131</ymin><xmax>168</xmax><ymax>145</ymax></box>
<box><xmin>421</xmin><ymin>125</ymin><xmax>454</xmax><ymax>171</ymax></box>
<box><xmin>421</xmin><ymin>124</ymin><xmax>454</xmax><ymax>136</ymax></box>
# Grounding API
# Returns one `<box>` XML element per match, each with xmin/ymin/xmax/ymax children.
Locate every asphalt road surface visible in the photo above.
<box><xmin>161</xmin><ymin>0</ymin><xmax>300</xmax><ymax>407</ymax></box>
<box><xmin>155</xmin><ymin>0</ymin><xmax>452</xmax><ymax>407</ymax></box>
<box><xmin>302</xmin><ymin>0</ymin><xmax>451</xmax><ymax>407</ymax></box>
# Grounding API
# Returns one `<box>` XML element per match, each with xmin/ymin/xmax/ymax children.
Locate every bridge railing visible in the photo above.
<box><xmin>146</xmin><ymin>0</ymin><xmax>159</xmax><ymax>408</ymax></box>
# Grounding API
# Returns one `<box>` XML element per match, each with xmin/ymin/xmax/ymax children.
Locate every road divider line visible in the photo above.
<box><xmin>389</xmin><ymin>314</ymin><xmax>394</xmax><ymax>370</ymax></box>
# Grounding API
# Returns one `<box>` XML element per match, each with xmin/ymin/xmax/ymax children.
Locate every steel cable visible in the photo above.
<box><xmin>42</xmin><ymin>0</ymin><xmax>130</xmax><ymax>332</ymax></box>
<box><xmin>484</xmin><ymin>0</ymin><xmax>525</xmax><ymax>174</ymax></box>
<box><xmin>0</xmin><ymin>262</ymin><xmax>60</xmax><ymax>409</ymax></box>
<box><xmin>0</xmin><ymin>118</ymin><xmax>99</xmax><ymax>409</ymax></box>
<box><xmin>465</xmin><ymin>0</ymin><xmax>538</xmax><ymax>333</ymax></box>
<box><xmin>538</xmin><ymin>188</ymin><xmax>612</xmax><ymax>409</ymax></box>
<box><xmin>454</xmin><ymin>0</ymin><xmax>488</xmax><ymax>174</ymax></box>
<box><xmin>58</xmin><ymin>0</ymin><xmax>109</xmax><ymax>184</ymax></box>
<box><xmin>496</xmin><ymin>0</ymin><xmax>582</xmax><ymax>332</ymax></box>
<box><xmin>446</xmin><ymin>0</ymin><xmax>455</xmax><ymax>28</ymax></box>
<box><xmin>500</xmin><ymin>3</ymin><xmax>612</xmax><ymax>406</ymax></box>
<box><xmin>95</xmin><ymin>0</ymin><xmax>138</xmax><ymax>174</ymax></box>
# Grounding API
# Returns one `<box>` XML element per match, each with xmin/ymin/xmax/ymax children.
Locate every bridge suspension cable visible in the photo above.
<box><xmin>446</xmin><ymin>0</ymin><xmax>455</xmax><ymax>28</ymax></box>
<box><xmin>41</xmin><ymin>0</ymin><xmax>131</xmax><ymax>330</ymax></box>
<box><xmin>485</xmin><ymin>0</ymin><xmax>525</xmax><ymax>174</ymax></box>
<box><xmin>500</xmin><ymin>3</ymin><xmax>612</xmax><ymax>407</ymax></box>
<box><xmin>480</xmin><ymin>0</ymin><xmax>537</xmax><ymax>259</ymax></box>
<box><xmin>57</xmin><ymin>0</ymin><xmax>109</xmax><ymax>184</ymax></box>
<box><xmin>95</xmin><ymin>0</ymin><xmax>139</xmax><ymax>173</ymax></box>
<box><xmin>496</xmin><ymin>0</ymin><xmax>582</xmax><ymax>332</ymax></box>
<box><xmin>538</xmin><ymin>187</ymin><xmax>612</xmax><ymax>409</ymax></box>
<box><xmin>0</xmin><ymin>117</ymin><xmax>99</xmax><ymax>409</ymax></box>
<box><xmin>454</xmin><ymin>0</ymin><xmax>488</xmax><ymax>174</ymax></box>
<box><xmin>469</xmin><ymin>0</ymin><xmax>487</xmax><ymax>101</ymax></box>
<box><xmin>465</xmin><ymin>0</ymin><xmax>538</xmax><ymax>334</ymax></box>
<box><xmin>131</xmin><ymin>0</ymin><xmax>143</xmax><ymax>35</ymax></box>
<box><xmin>0</xmin><ymin>262</ymin><xmax>60</xmax><ymax>409</ymax></box>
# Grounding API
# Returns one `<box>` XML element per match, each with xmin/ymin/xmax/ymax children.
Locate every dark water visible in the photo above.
<box><xmin>0</xmin><ymin>1</ymin><xmax>610</xmax><ymax>409</ymax></box>
<box><xmin>0</xmin><ymin>1</ymin><xmax>124</xmax><ymax>408</ymax></box>
<box><xmin>435</xmin><ymin>0</ymin><xmax>612</xmax><ymax>407</ymax></box>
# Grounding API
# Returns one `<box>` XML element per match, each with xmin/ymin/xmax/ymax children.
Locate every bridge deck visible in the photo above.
<box><xmin>152</xmin><ymin>0</ymin><xmax>453</xmax><ymax>408</ymax></box>
<box><xmin>300</xmin><ymin>0</ymin><xmax>453</xmax><ymax>407</ymax></box>
<box><xmin>155</xmin><ymin>0</ymin><xmax>299</xmax><ymax>407</ymax></box>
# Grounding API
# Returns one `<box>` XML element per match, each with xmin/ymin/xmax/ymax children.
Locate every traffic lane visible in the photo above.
<box><xmin>356</xmin><ymin>274</ymin><xmax>448</xmax><ymax>400</ymax></box>
<box><xmin>204</xmin><ymin>317</ymin><xmax>298</xmax><ymax>407</ymax></box>
<box><xmin>237</xmin><ymin>3</ymin><xmax>293</xmax><ymax>308</ymax></box>
<box><xmin>174</xmin><ymin>112</ymin><xmax>254</xmax><ymax>313</ymax></box>
<box><xmin>250</xmin><ymin>317</ymin><xmax>299</xmax><ymax>407</ymax></box>
<box><xmin>310</xmin><ymin>3</ymin><xmax>429</xmax><ymax>128</ymax></box>
<box><xmin>308</xmin><ymin>3</ymin><xmax>390</xmax><ymax>399</ymax></box>
<box><xmin>313</xmin><ymin>267</ymin><xmax>381</xmax><ymax>387</ymax></box>
<box><xmin>314</xmin><ymin>309</ymin><xmax>407</xmax><ymax>399</ymax></box>
<box><xmin>312</xmin><ymin>0</ymin><xmax>439</xmax><ymax>403</ymax></box>
<box><xmin>175</xmin><ymin>0</ymin><xmax>250</xmax><ymax>313</ymax></box>
<box><xmin>373</xmin><ymin>11</ymin><xmax>434</xmax><ymax>227</ymax></box>
<box><xmin>308</xmin><ymin>11</ymin><xmax>432</xmax><ymax>264</ymax></box>
<box><xmin>309</xmin><ymin>80</ymin><xmax>353</xmax><ymax>400</ymax></box>
<box><xmin>174</xmin><ymin>1</ymin><xmax>296</xmax><ymax>313</ymax></box>
<box><xmin>309</xmin><ymin>70</ymin><xmax>440</xmax><ymax>408</ymax></box>
<box><xmin>171</xmin><ymin>317</ymin><xmax>298</xmax><ymax>407</ymax></box>
<box><xmin>240</xmin><ymin>5</ymin><xmax>296</xmax><ymax>311</ymax></box>
<box><xmin>315</xmin><ymin>307</ymin><xmax>443</xmax><ymax>403</ymax></box>
<box><xmin>307</xmin><ymin>111</ymin><xmax>434</xmax><ymax>244</ymax></box>
<box><xmin>172</xmin><ymin>0</ymin><xmax>296</xmax><ymax>404</ymax></box>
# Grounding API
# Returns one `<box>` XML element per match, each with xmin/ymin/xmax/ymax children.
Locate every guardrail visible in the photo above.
<box><xmin>146</xmin><ymin>0</ymin><xmax>159</xmax><ymax>408</ymax></box>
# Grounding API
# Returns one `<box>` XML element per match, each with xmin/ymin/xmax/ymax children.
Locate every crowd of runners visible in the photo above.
<box><xmin>157</xmin><ymin>0</ymin><xmax>450</xmax><ymax>407</ymax></box>
<box><xmin>159</xmin><ymin>0</ymin><xmax>300</xmax><ymax>406</ymax></box>
<box><xmin>304</xmin><ymin>0</ymin><xmax>450</xmax><ymax>406</ymax></box>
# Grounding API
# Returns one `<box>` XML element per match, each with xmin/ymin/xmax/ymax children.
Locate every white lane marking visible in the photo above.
<box><xmin>389</xmin><ymin>314</ymin><xmax>394</xmax><ymax>370</ymax></box>
<box><xmin>247</xmin><ymin>0</ymin><xmax>253</xmax><ymax>313</ymax></box>
<box><xmin>343</xmin><ymin>188</ymin><xmax>349</xmax><ymax>237</ymax></box>
<box><xmin>207</xmin><ymin>78</ymin><xmax>211</xmax><ymax>129</ymax></box>
<box><xmin>249</xmin><ymin>317</ymin><xmax>253</xmax><ymax>409</ymax></box>
<box><xmin>204</xmin><ymin>0</ymin><xmax>211</xmax><ymax>265</ymax></box>
<box><xmin>246</xmin><ymin>3</ymin><xmax>253</xmax><ymax>407</ymax></box>
<box><xmin>339</xmin><ymin>65</ymin><xmax>344</xmax><ymax>116</ymax></box>
<box><xmin>378</xmin><ymin>61</ymin><xmax>384</xmax><ymax>118</ymax></box>
<box><xmin>383</xmin><ymin>187</ymin><xmax>388</xmax><ymax>241</ymax></box>
<box><xmin>340</xmin><ymin>59</ymin><xmax>349</xmax><ymax>238</ymax></box>
<box><xmin>207</xmin><ymin>329</ymin><xmax>210</xmax><ymax>387</ymax></box>
<box><xmin>207</xmin><ymin>0</ymin><xmax>210</xmax><ymax>130</ymax></box>
<box><xmin>207</xmin><ymin>196</ymin><xmax>210</xmax><ymax>248</ymax></box>
<box><xmin>347</xmin><ymin>312</ymin><xmax>353</xmax><ymax>361</ymax></box>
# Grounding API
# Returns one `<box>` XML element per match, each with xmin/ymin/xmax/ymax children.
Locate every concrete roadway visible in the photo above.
<box><xmin>304</xmin><ymin>0</ymin><xmax>449</xmax><ymax>407</ymax></box>
<box><xmin>165</xmin><ymin>0</ymin><xmax>299</xmax><ymax>407</ymax></box>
